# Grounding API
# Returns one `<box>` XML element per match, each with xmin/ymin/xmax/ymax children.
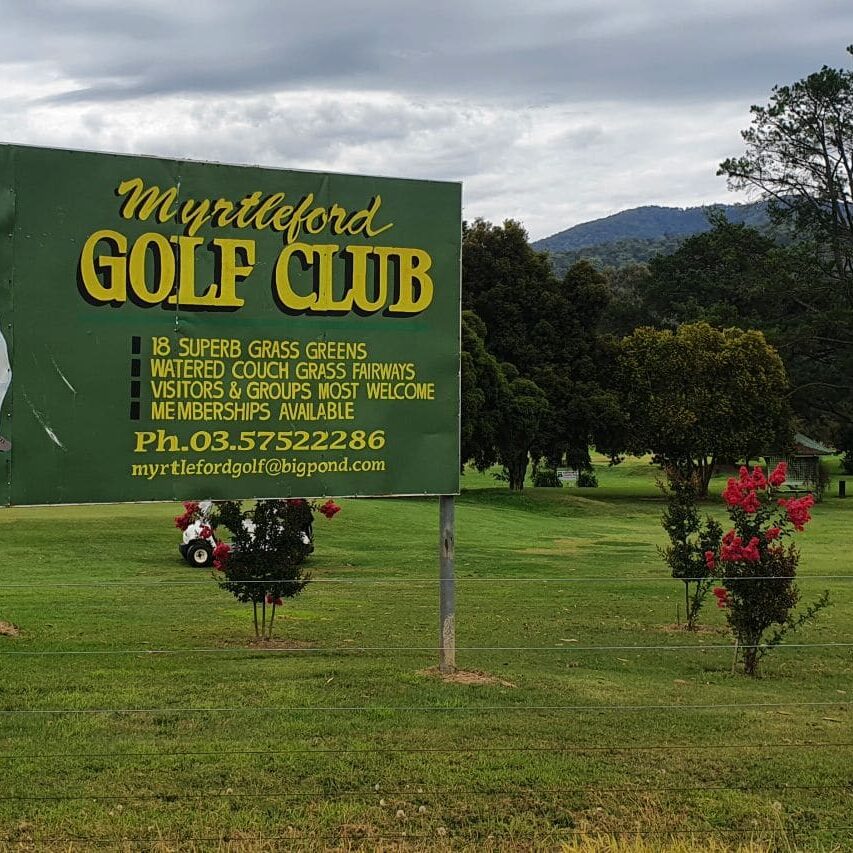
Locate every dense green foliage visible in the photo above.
<box><xmin>659</xmin><ymin>474</ymin><xmax>722</xmax><ymax>630</ymax></box>
<box><xmin>547</xmin><ymin>234</ymin><xmax>685</xmax><ymax>275</ymax></box>
<box><xmin>604</xmin><ymin>323</ymin><xmax>792</xmax><ymax>495</ymax></box>
<box><xmin>461</xmin><ymin>220</ymin><xmax>618</xmax><ymax>488</ymax></box>
<box><xmin>213</xmin><ymin>498</ymin><xmax>312</xmax><ymax>638</ymax></box>
<box><xmin>606</xmin><ymin>218</ymin><xmax>846</xmax><ymax>443</ymax></box>
<box><xmin>638</xmin><ymin>217</ymin><xmax>787</xmax><ymax>330</ymax></box>
<box><xmin>840</xmin><ymin>423</ymin><xmax>853</xmax><ymax>473</ymax></box>
<box><xmin>719</xmin><ymin>47</ymin><xmax>853</xmax><ymax>445</ymax></box>
<box><xmin>460</xmin><ymin>311</ymin><xmax>506</xmax><ymax>471</ymax></box>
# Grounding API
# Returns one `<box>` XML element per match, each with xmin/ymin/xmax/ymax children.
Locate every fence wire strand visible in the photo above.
<box><xmin>2</xmin><ymin>574</ymin><xmax>852</xmax><ymax>588</ymax></box>
<box><xmin>4</xmin><ymin>782</ymin><xmax>853</xmax><ymax>802</ymax></box>
<box><xmin>21</xmin><ymin>828</ymin><xmax>853</xmax><ymax>844</ymax></box>
<box><xmin>3</xmin><ymin>741</ymin><xmax>850</xmax><ymax>761</ymax></box>
<box><xmin>1</xmin><ymin>641</ymin><xmax>851</xmax><ymax>657</ymax></box>
<box><xmin>1</xmin><ymin>699</ymin><xmax>850</xmax><ymax>715</ymax></box>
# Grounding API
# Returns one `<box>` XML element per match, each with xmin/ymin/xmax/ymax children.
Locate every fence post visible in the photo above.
<box><xmin>439</xmin><ymin>495</ymin><xmax>456</xmax><ymax>674</ymax></box>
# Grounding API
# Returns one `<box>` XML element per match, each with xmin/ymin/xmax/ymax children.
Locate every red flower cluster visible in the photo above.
<box><xmin>200</xmin><ymin>525</ymin><xmax>213</xmax><ymax>540</ymax></box>
<box><xmin>722</xmin><ymin>463</ymin><xmax>789</xmax><ymax>513</ymax></box>
<box><xmin>212</xmin><ymin>541</ymin><xmax>231</xmax><ymax>571</ymax></box>
<box><xmin>318</xmin><ymin>499</ymin><xmax>341</xmax><ymax>519</ymax></box>
<box><xmin>722</xmin><ymin>466</ymin><xmax>763</xmax><ymax>510</ymax></box>
<box><xmin>764</xmin><ymin>526</ymin><xmax>781</xmax><ymax>541</ymax></box>
<box><xmin>286</xmin><ymin>498</ymin><xmax>307</xmax><ymax>508</ymax></box>
<box><xmin>174</xmin><ymin>500</ymin><xmax>201</xmax><ymax>531</ymax></box>
<box><xmin>740</xmin><ymin>491</ymin><xmax>761</xmax><ymax>513</ymax></box>
<box><xmin>720</xmin><ymin>530</ymin><xmax>760</xmax><ymax>563</ymax></box>
<box><xmin>778</xmin><ymin>494</ymin><xmax>815</xmax><ymax>532</ymax></box>
<box><xmin>712</xmin><ymin>587</ymin><xmax>731</xmax><ymax>609</ymax></box>
<box><xmin>768</xmin><ymin>461</ymin><xmax>787</xmax><ymax>488</ymax></box>
<box><xmin>704</xmin><ymin>550</ymin><xmax>716</xmax><ymax>571</ymax></box>
<box><xmin>265</xmin><ymin>594</ymin><xmax>284</xmax><ymax>606</ymax></box>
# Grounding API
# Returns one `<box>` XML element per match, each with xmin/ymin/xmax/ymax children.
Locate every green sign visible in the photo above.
<box><xmin>0</xmin><ymin>144</ymin><xmax>461</xmax><ymax>505</ymax></box>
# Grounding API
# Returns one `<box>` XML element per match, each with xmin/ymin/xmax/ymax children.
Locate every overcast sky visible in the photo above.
<box><xmin>1</xmin><ymin>0</ymin><xmax>851</xmax><ymax>239</ymax></box>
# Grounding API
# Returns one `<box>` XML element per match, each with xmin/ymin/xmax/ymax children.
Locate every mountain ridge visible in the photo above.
<box><xmin>532</xmin><ymin>201</ymin><xmax>769</xmax><ymax>255</ymax></box>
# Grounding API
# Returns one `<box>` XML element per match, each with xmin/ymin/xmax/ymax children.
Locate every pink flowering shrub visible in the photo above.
<box><xmin>708</xmin><ymin>463</ymin><xmax>829</xmax><ymax>675</ymax></box>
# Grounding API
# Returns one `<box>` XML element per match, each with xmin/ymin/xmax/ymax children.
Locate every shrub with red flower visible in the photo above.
<box><xmin>318</xmin><ymin>499</ymin><xmax>341</xmax><ymax>519</ymax></box>
<box><xmin>768</xmin><ymin>463</ymin><xmax>787</xmax><ymax>488</ymax></box>
<box><xmin>712</xmin><ymin>586</ymin><xmax>731</xmax><ymax>609</ymax></box>
<box><xmin>706</xmin><ymin>463</ymin><xmax>829</xmax><ymax>675</ymax></box>
<box><xmin>174</xmin><ymin>500</ymin><xmax>202</xmax><ymax>532</ymax></box>
<box><xmin>212</xmin><ymin>541</ymin><xmax>231</xmax><ymax>571</ymax></box>
<box><xmin>778</xmin><ymin>494</ymin><xmax>815</xmax><ymax>532</ymax></box>
<box><xmin>207</xmin><ymin>497</ymin><xmax>342</xmax><ymax>639</ymax></box>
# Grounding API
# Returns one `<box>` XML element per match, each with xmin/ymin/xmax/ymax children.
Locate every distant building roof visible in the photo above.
<box><xmin>792</xmin><ymin>433</ymin><xmax>835</xmax><ymax>456</ymax></box>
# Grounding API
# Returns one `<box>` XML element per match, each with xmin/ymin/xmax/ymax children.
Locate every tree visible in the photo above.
<box><xmin>212</xmin><ymin>499</ymin><xmax>327</xmax><ymax>639</ymax></box>
<box><xmin>462</xmin><ymin>219</ymin><xmax>558</xmax><ymax>373</ymax></box>
<box><xmin>608</xmin><ymin>323</ymin><xmax>793</xmax><ymax>496</ymax></box>
<box><xmin>462</xmin><ymin>220</ymin><xmax>617</xmax><ymax>487</ymax></box>
<box><xmin>600</xmin><ymin>262</ymin><xmax>652</xmax><ymax>337</ymax></box>
<box><xmin>718</xmin><ymin>47</ymin><xmax>853</xmax><ymax>441</ymax></box>
<box><xmin>659</xmin><ymin>473</ymin><xmax>722</xmax><ymax>630</ymax></box>
<box><xmin>494</xmin><ymin>365</ymin><xmax>548</xmax><ymax>490</ymax></box>
<box><xmin>838</xmin><ymin>422</ymin><xmax>853</xmax><ymax>473</ymax></box>
<box><xmin>718</xmin><ymin>48</ymin><xmax>853</xmax><ymax>288</ymax></box>
<box><xmin>707</xmin><ymin>464</ymin><xmax>830</xmax><ymax>676</ymax></box>
<box><xmin>528</xmin><ymin>260</ymin><xmax>617</xmax><ymax>470</ymax></box>
<box><xmin>461</xmin><ymin>310</ymin><xmax>507</xmax><ymax>472</ymax></box>
<box><xmin>630</xmin><ymin>216</ymin><xmax>853</xmax><ymax>443</ymax></box>
<box><xmin>637</xmin><ymin>217</ymin><xmax>788</xmax><ymax>331</ymax></box>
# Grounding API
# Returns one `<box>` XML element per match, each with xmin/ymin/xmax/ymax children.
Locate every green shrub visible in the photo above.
<box><xmin>533</xmin><ymin>466</ymin><xmax>562</xmax><ymax>487</ymax></box>
<box><xmin>577</xmin><ymin>470</ymin><xmax>598</xmax><ymax>488</ymax></box>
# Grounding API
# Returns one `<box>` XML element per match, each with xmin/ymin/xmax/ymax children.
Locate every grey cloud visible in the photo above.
<box><xmin>1</xmin><ymin>0</ymin><xmax>850</xmax><ymax>106</ymax></box>
<box><xmin>0</xmin><ymin>0</ymin><xmax>849</xmax><ymax>237</ymax></box>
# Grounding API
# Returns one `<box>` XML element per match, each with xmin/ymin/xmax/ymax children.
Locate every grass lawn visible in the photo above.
<box><xmin>0</xmin><ymin>456</ymin><xmax>851</xmax><ymax>851</ymax></box>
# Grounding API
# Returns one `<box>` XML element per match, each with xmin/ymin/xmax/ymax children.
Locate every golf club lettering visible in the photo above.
<box><xmin>78</xmin><ymin>232</ymin><xmax>434</xmax><ymax>315</ymax></box>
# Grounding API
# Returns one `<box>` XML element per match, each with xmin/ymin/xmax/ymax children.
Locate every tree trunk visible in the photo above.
<box><xmin>685</xmin><ymin>582</ymin><xmax>699</xmax><ymax>631</ymax></box>
<box><xmin>742</xmin><ymin>646</ymin><xmax>759</xmax><ymax>676</ymax></box>
<box><xmin>741</xmin><ymin>632</ymin><xmax>761</xmax><ymax>676</ymax></box>
<box><xmin>507</xmin><ymin>454</ymin><xmax>528</xmax><ymax>491</ymax></box>
<box><xmin>267</xmin><ymin>602</ymin><xmax>277</xmax><ymax>639</ymax></box>
<box><xmin>696</xmin><ymin>456</ymin><xmax>715</xmax><ymax>498</ymax></box>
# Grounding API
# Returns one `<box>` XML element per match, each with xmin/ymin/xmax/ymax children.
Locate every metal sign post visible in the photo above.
<box><xmin>439</xmin><ymin>494</ymin><xmax>456</xmax><ymax>673</ymax></box>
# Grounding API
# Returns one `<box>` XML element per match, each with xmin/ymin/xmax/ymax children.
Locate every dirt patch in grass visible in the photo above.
<box><xmin>0</xmin><ymin>621</ymin><xmax>19</xmax><ymax>637</ymax></box>
<box><xmin>418</xmin><ymin>666</ymin><xmax>517</xmax><ymax>688</ymax></box>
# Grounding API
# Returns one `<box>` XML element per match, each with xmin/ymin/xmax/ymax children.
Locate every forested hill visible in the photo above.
<box><xmin>533</xmin><ymin>202</ymin><xmax>769</xmax><ymax>253</ymax></box>
<box><xmin>533</xmin><ymin>202</ymin><xmax>771</xmax><ymax>272</ymax></box>
<box><xmin>542</xmin><ymin>235</ymin><xmax>685</xmax><ymax>275</ymax></box>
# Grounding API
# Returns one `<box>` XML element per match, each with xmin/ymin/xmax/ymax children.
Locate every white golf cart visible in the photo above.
<box><xmin>178</xmin><ymin>500</ymin><xmax>314</xmax><ymax>568</ymax></box>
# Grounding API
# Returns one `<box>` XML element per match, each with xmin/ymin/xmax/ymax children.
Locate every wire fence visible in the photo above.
<box><xmin>2</xmin><ymin>565</ymin><xmax>852</xmax><ymax>847</ymax></box>
<box><xmin>3</xmin><ymin>574</ymin><xmax>853</xmax><ymax>587</ymax></box>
